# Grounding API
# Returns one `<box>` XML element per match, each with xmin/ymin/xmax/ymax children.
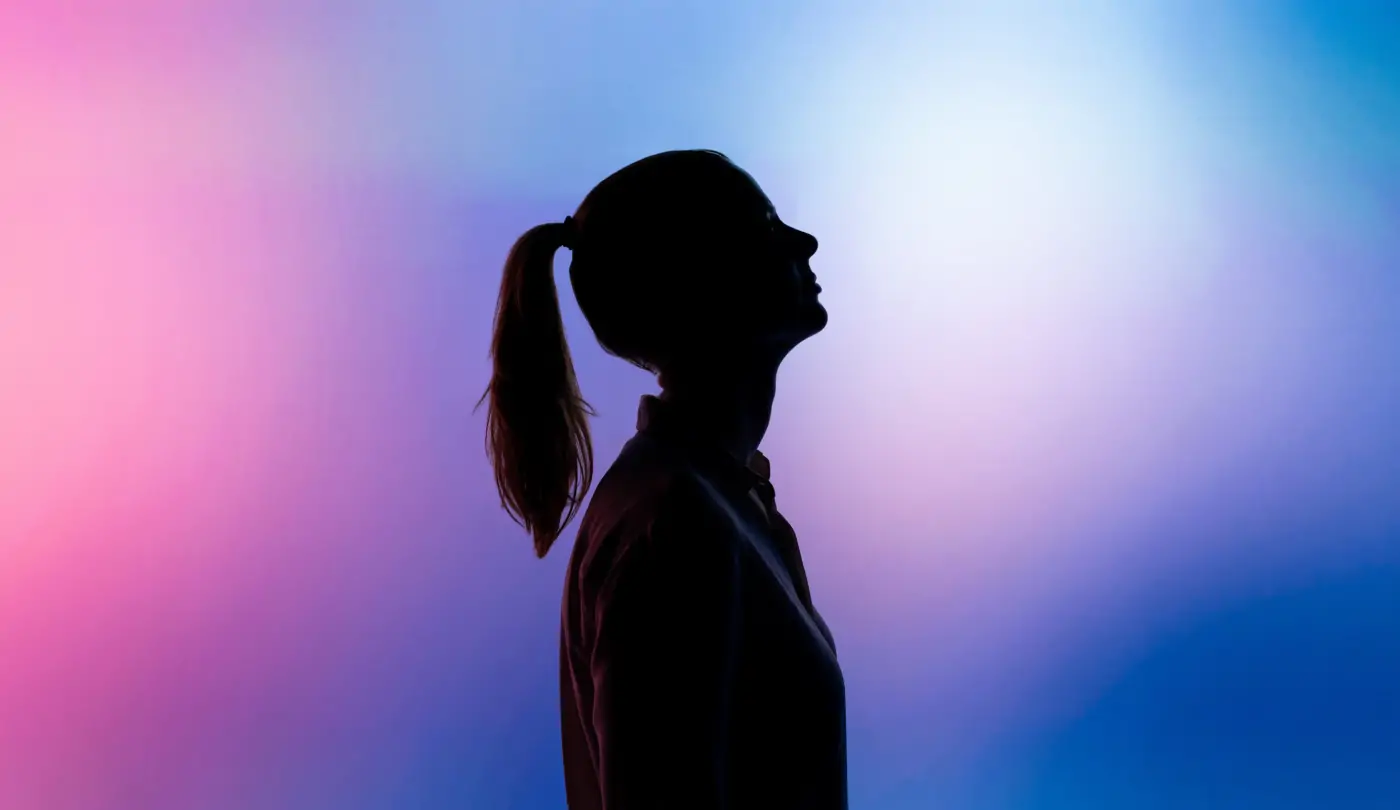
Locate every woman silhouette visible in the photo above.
<box><xmin>481</xmin><ymin>150</ymin><xmax>845</xmax><ymax>809</ymax></box>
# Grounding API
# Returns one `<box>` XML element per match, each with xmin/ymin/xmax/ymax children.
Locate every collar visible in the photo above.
<box><xmin>635</xmin><ymin>394</ymin><xmax>772</xmax><ymax>496</ymax></box>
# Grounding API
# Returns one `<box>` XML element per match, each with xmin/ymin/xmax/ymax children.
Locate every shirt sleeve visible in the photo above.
<box><xmin>588</xmin><ymin>483</ymin><xmax>743</xmax><ymax>809</ymax></box>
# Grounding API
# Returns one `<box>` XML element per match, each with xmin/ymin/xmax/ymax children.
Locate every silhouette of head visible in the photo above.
<box><xmin>481</xmin><ymin>149</ymin><xmax>825</xmax><ymax>556</ymax></box>
<box><xmin>568</xmin><ymin>149</ymin><xmax>825</xmax><ymax>377</ymax></box>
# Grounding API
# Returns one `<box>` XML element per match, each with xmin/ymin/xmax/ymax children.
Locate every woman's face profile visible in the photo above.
<box><xmin>694</xmin><ymin>163</ymin><xmax>827</xmax><ymax>354</ymax></box>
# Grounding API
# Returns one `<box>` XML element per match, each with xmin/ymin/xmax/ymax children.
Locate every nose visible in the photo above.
<box><xmin>785</xmin><ymin>225</ymin><xmax>818</xmax><ymax>258</ymax></box>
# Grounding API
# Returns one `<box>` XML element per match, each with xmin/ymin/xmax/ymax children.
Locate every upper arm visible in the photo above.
<box><xmin>588</xmin><ymin>485</ymin><xmax>742</xmax><ymax>809</ymax></box>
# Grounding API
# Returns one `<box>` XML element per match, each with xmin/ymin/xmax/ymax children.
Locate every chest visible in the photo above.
<box><xmin>690</xmin><ymin>475</ymin><xmax>838</xmax><ymax>663</ymax></box>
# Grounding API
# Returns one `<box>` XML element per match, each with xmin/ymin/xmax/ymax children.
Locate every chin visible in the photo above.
<box><xmin>778</xmin><ymin>301</ymin><xmax>828</xmax><ymax>347</ymax></box>
<box><xmin>751</xmin><ymin>296</ymin><xmax>828</xmax><ymax>354</ymax></box>
<box><xmin>803</xmin><ymin>298</ymin><xmax>829</xmax><ymax>333</ymax></box>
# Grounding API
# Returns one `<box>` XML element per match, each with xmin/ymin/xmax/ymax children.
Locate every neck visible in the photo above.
<box><xmin>659</xmin><ymin>353</ymin><xmax>782</xmax><ymax>464</ymax></box>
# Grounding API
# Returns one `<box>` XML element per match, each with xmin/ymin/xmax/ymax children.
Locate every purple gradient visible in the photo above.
<box><xmin>2</xmin><ymin>1</ymin><xmax>1397</xmax><ymax>808</ymax></box>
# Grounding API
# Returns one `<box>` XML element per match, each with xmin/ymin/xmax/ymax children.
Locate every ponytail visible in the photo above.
<box><xmin>479</xmin><ymin>221</ymin><xmax>595</xmax><ymax>558</ymax></box>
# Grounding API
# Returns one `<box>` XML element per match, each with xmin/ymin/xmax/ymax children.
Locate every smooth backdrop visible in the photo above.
<box><xmin>3</xmin><ymin>1</ymin><xmax>1398</xmax><ymax>808</ymax></box>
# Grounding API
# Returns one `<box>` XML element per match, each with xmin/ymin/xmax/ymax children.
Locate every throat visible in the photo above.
<box><xmin>658</xmin><ymin>387</ymin><xmax>774</xmax><ymax>466</ymax></box>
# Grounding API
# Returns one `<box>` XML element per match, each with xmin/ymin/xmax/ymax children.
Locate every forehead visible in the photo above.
<box><xmin>707</xmin><ymin>165</ymin><xmax>775</xmax><ymax>220</ymax></box>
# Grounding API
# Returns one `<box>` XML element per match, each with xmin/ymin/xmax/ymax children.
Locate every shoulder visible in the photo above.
<box><xmin>570</xmin><ymin>435</ymin><xmax>737</xmax><ymax>598</ymax></box>
<box><xmin>579</xmin><ymin>433</ymin><xmax>723</xmax><ymax>542</ymax></box>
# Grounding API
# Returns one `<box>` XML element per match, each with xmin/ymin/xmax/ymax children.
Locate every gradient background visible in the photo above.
<box><xmin>3</xmin><ymin>1</ymin><xmax>1399</xmax><ymax>808</ymax></box>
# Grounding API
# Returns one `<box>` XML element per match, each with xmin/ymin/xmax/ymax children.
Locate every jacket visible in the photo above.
<box><xmin>559</xmin><ymin>394</ymin><xmax>847</xmax><ymax>809</ymax></box>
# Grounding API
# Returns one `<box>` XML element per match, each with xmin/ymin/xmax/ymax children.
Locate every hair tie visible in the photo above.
<box><xmin>560</xmin><ymin>215</ymin><xmax>578</xmax><ymax>250</ymax></box>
